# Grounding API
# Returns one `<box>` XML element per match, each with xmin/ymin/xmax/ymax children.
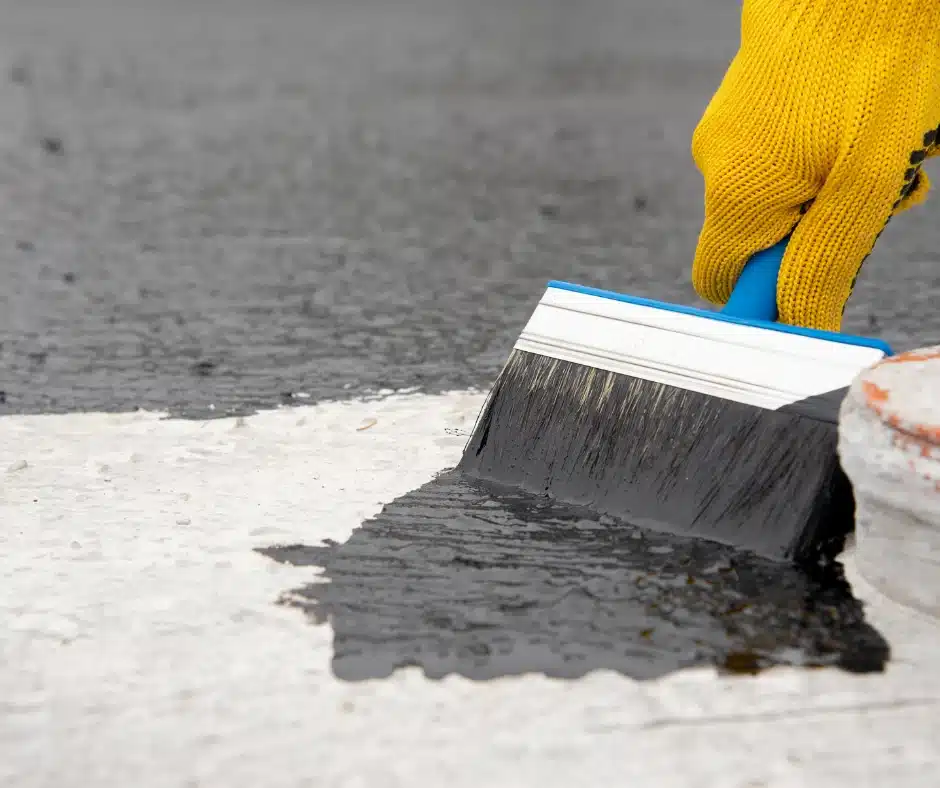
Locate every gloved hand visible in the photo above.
<box><xmin>691</xmin><ymin>0</ymin><xmax>940</xmax><ymax>332</ymax></box>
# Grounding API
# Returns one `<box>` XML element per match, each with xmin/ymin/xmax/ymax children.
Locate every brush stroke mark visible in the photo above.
<box><xmin>258</xmin><ymin>471</ymin><xmax>889</xmax><ymax>682</ymax></box>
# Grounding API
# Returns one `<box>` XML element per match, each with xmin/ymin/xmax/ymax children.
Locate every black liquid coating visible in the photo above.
<box><xmin>458</xmin><ymin>352</ymin><xmax>855</xmax><ymax>564</ymax></box>
<box><xmin>258</xmin><ymin>472</ymin><xmax>888</xmax><ymax>682</ymax></box>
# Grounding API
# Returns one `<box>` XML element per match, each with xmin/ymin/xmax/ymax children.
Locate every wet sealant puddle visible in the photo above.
<box><xmin>258</xmin><ymin>470</ymin><xmax>889</xmax><ymax>681</ymax></box>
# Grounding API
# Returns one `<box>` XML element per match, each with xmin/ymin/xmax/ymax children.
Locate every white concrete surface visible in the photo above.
<box><xmin>840</xmin><ymin>346</ymin><xmax>940</xmax><ymax>620</ymax></box>
<box><xmin>2</xmin><ymin>391</ymin><xmax>940</xmax><ymax>788</ymax></box>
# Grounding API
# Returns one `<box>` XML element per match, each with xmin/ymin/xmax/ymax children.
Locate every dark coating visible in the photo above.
<box><xmin>458</xmin><ymin>352</ymin><xmax>854</xmax><ymax>564</ymax></box>
<box><xmin>0</xmin><ymin>0</ymin><xmax>937</xmax><ymax>417</ymax></box>
<box><xmin>258</xmin><ymin>471</ymin><xmax>889</xmax><ymax>682</ymax></box>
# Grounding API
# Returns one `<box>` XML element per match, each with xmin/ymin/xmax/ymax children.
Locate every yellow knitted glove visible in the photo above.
<box><xmin>691</xmin><ymin>0</ymin><xmax>940</xmax><ymax>331</ymax></box>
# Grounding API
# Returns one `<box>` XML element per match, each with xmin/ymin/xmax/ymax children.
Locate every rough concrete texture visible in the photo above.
<box><xmin>0</xmin><ymin>0</ymin><xmax>938</xmax><ymax>417</ymax></box>
<box><xmin>1</xmin><ymin>393</ymin><xmax>939</xmax><ymax>788</ymax></box>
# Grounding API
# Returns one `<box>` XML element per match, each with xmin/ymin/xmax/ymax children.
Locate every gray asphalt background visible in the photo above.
<box><xmin>1</xmin><ymin>0</ymin><xmax>938</xmax><ymax>417</ymax></box>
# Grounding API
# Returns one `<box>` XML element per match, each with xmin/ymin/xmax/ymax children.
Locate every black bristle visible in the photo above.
<box><xmin>458</xmin><ymin>351</ymin><xmax>855</xmax><ymax>565</ymax></box>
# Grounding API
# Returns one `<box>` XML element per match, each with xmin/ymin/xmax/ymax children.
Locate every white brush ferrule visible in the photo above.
<box><xmin>513</xmin><ymin>286</ymin><xmax>889</xmax><ymax>411</ymax></box>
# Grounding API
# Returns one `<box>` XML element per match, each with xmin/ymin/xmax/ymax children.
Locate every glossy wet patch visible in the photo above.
<box><xmin>258</xmin><ymin>471</ymin><xmax>889</xmax><ymax>682</ymax></box>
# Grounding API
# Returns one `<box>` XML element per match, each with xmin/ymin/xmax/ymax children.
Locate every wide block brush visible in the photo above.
<box><xmin>458</xmin><ymin>239</ymin><xmax>893</xmax><ymax>565</ymax></box>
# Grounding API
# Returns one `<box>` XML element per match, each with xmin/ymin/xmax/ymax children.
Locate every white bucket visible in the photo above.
<box><xmin>838</xmin><ymin>346</ymin><xmax>940</xmax><ymax>618</ymax></box>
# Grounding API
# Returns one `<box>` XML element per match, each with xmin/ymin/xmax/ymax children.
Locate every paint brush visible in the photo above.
<box><xmin>458</xmin><ymin>239</ymin><xmax>892</xmax><ymax>564</ymax></box>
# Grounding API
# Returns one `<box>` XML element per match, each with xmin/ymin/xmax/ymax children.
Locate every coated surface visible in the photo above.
<box><xmin>0</xmin><ymin>0</ymin><xmax>937</xmax><ymax>417</ymax></box>
<box><xmin>261</xmin><ymin>471</ymin><xmax>887</xmax><ymax>682</ymax></box>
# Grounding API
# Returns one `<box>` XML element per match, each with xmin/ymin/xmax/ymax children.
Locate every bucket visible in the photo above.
<box><xmin>838</xmin><ymin>346</ymin><xmax>940</xmax><ymax>618</ymax></box>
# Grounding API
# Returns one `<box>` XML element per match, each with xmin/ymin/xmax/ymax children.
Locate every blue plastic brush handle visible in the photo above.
<box><xmin>721</xmin><ymin>236</ymin><xmax>790</xmax><ymax>322</ymax></box>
